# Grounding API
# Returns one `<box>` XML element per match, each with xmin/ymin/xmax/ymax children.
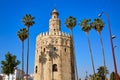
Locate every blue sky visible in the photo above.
<box><xmin>0</xmin><ymin>0</ymin><xmax>120</xmax><ymax>79</ymax></box>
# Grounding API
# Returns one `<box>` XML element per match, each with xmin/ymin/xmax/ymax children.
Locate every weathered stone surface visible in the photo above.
<box><xmin>34</xmin><ymin>9</ymin><xmax>75</xmax><ymax>80</ymax></box>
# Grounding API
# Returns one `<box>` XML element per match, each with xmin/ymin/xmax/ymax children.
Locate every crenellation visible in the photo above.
<box><xmin>59</xmin><ymin>31</ymin><xmax>61</xmax><ymax>36</ymax></box>
<box><xmin>46</xmin><ymin>32</ymin><xmax>48</xmax><ymax>36</ymax></box>
<box><xmin>39</xmin><ymin>33</ymin><xmax>42</xmax><ymax>37</ymax></box>
<box><xmin>43</xmin><ymin>32</ymin><xmax>45</xmax><ymax>36</ymax></box>
<box><xmin>63</xmin><ymin>32</ymin><xmax>65</xmax><ymax>36</ymax></box>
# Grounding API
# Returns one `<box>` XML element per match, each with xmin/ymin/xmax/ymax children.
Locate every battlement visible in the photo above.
<box><xmin>37</xmin><ymin>31</ymin><xmax>71</xmax><ymax>39</ymax></box>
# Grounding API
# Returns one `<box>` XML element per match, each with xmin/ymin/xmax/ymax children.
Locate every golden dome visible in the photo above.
<box><xmin>51</xmin><ymin>8</ymin><xmax>59</xmax><ymax>15</ymax></box>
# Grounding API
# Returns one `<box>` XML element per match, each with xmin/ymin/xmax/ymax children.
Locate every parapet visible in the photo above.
<box><xmin>36</xmin><ymin>31</ymin><xmax>71</xmax><ymax>39</ymax></box>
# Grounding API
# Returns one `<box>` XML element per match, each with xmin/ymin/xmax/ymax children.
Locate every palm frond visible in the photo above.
<box><xmin>92</xmin><ymin>18</ymin><xmax>105</xmax><ymax>32</ymax></box>
<box><xmin>79</xmin><ymin>19</ymin><xmax>91</xmax><ymax>32</ymax></box>
<box><xmin>22</xmin><ymin>14</ymin><xmax>35</xmax><ymax>28</ymax></box>
<box><xmin>65</xmin><ymin>16</ymin><xmax>76</xmax><ymax>30</ymax></box>
<box><xmin>17</xmin><ymin>28</ymin><xmax>28</xmax><ymax>41</ymax></box>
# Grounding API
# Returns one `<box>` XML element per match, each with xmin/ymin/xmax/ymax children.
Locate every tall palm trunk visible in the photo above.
<box><xmin>60</xmin><ymin>48</ymin><xmax>62</xmax><ymax>80</ymax></box>
<box><xmin>86</xmin><ymin>32</ymin><xmax>96</xmax><ymax>79</ymax></box>
<box><xmin>42</xmin><ymin>65</ymin><xmax>44</xmax><ymax>80</ymax></box>
<box><xmin>48</xmin><ymin>59</ymin><xmax>52</xmax><ymax>80</ymax></box>
<box><xmin>22</xmin><ymin>41</ymin><xmax>24</xmax><ymax>80</ymax></box>
<box><xmin>26</xmin><ymin>27</ymin><xmax>29</xmax><ymax>80</ymax></box>
<box><xmin>98</xmin><ymin>32</ymin><xmax>106</xmax><ymax>80</ymax></box>
<box><xmin>40</xmin><ymin>63</ymin><xmax>43</xmax><ymax>80</ymax></box>
<box><xmin>71</xmin><ymin>29</ymin><xmax>78</xmax><ymax>80</ymax></box>
<box><xmin>52</xmin><ymin>58</ymin><xmax>53</xmax><ymax>80</ymax></box>
<box><xmin>8</xmin><ymin>75</ymin><xmax>9</xmax><ymax>80</ymax></box>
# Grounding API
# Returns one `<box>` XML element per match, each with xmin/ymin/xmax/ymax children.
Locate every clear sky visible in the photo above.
<box><xmin>0</xmin><ymin>0</ymin><xmax>120</xmax><ymax>79</ymax></box>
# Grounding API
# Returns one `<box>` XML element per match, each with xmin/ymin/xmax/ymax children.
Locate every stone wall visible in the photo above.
<box><xmin>34</xmin><ymin>31</ymin><xmax>75</xmax><ymax>80</ymax></box>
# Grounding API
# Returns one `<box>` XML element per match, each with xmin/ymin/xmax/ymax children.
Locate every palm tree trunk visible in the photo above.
<box><xmin>60</xmin><ymin>49</ymin><xmax>62</xmax><ymax>80</ymax></box>
<box><xmin>43</xmin><ymin>64</ymin><xmax>44</xmax><ymax>80</ymax></box>
<box><xmin>26</xmin><ymin>27</ymin><xmax>29</xmax><ymax>80</ymax></box>
<box><xmin>98</xmin><ymin>32</ymin><xmax>106</xmax><ymax>80</ymax></box>
<box><xmin>86</xmin><ymin>32</ymin><xmax>96</xmax><ymax>79</ymax></box>
<box><xmin>22</xmin><ymin>41</ymin><xmax>24</xmax><ymax>80</ymax></box>
<box><xmin>8</xmin><ymin>75</ymin><xmax>9</xmax><ymax>80</ymax></box>
<box><xmin>40</xmin><ymin>63</ymin><xmax>44</xmax><ymax>80</ymax></box>
<box><xmin>71</xmin><ymin>29</ymin><xmax>78</xmax><ymax>80</ymax></box>
<box><xmin>52</xmin><ymin>59</ymin><xmax>53</xmax><ymax>80</ymax></box>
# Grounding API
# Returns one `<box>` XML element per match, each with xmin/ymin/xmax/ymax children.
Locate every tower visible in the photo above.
<box><xmin>34</xmin><ymin>9</ymin><xmax>75</xmax><ymax>80</ymax></box>
<box><xmin>49</xmin><ymin>8</ymin><xmax>60</xmax><ymax>35</ymax></box>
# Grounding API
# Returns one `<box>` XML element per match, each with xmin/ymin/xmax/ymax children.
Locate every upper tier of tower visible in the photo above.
<box><xmin>49</xmin><ymin>8</ymin><xmax>61</xmax><ymax>35</ymax></box>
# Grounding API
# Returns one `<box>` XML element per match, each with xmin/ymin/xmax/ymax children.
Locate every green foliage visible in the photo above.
<box><xmin>110</xmin><ymin>72</ymin><xmax>120</xmax><ymax>80</ymax></box>
<box><xmin>89</xmin><ymin>66</ymin><xmax>109</xmax><ymax>80</ymax></box>
<box><xmin>92</xmin><ymin>18</ymin><xmax>105</xmax><ymax>33</ymax></box>
<box><xmin>1</xmin><ymin>52</ymin><xmax>20</xmax><ymax>76</ymax></box>
<box><xmin>46</xmin><ymin>44</ymin><xmax>59</xmax><ymax>60</ymax></box>
<box><xmin>39</xmin><ymin>52</ymin><xmax>47</xmax><ymax>64</ymax></box>
<box><xmin>17</xmin><ymin>28</ymin><xmax>28</xmax><ymax>42</ymax></box>
<box><xmin>79</xmin><ymin>19</ymin><xmax>91</xmax><ymax>33</ymax></box>
<box><xmin>97</xmin><ymin>66</ymin><xmax>108</xmax><ymax>80</ymax></box>
<box><xmin>16</xmin><ymin>77</ymin><xmax>21</xmax><ymax>80</ymax></box>
<box><xmin>119</xmin><ymin>75</ymin><xmax>120</xmax><ymax>80</ymax></box>
<box><xmin>89</xmin><ymin>73</ymin><xmax>100</xmax><ymax>80</ymax></box>
<box><xmin>22</xmin><ymin>14</ymin><xmax>35</xmax><ymax>28</ymax></box>
<box><xmin>64</xmin><ymin>16</ymin><xmax>76</xmax><ymax>31</ymax></box>
<box><xmin>110</xmin><ymin>72</ymin><xmax>116</xmax><ymax>80</ymax></box>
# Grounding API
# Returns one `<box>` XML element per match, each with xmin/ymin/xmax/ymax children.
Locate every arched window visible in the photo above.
<box><xmin>52</xmin><ymin>64</ymin><xmax>57</xmax><ymax>72</ymax></box>
<box><xmin>44</xmin><ymin>48</ymin><xmax>45</xmax><ymax>52</ymax></box>
<box><xmin>35</xmin><ymin>66</ymin><xmax>38</xmax><ymax>73</ymax></box>
<box><xmin>64</xmin><ymin>48</ymin><xmax>66</xmax><ymax>52</ymax></box>
<box><xmin>37</xmin><ymin>50</ymin><xmax>38</xmax><ymax>54</ymax></box>
<box><xmin>54</xmin><ymin>47</ymin><xmax>56</xmax><ymax>51</ymax></box>
<box><xmin>54</xmin><ymin>16</ymin><xmax>56</xmax><ymax>18</ymax></box>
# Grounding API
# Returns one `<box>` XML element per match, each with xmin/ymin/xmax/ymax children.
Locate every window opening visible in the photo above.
<box><xmin>52</xmin><ymin>64</ymin><xmax>57</xmax><ymax>72</ymax></box>
<box><xmin>35</xmin><ymin>66</ymin><xmax>38</xmax><ymax>73</ymax></box>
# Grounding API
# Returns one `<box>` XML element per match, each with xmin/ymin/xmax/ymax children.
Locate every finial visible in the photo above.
<box><xmin>52</xmin><ymin>8</ymin><xmax>57</xmax><ymax>13</ymax></box>
<box><xmin>51</xmin><ymin>7</ymin><xmax>59</xmax><ymax>15</ymax></box>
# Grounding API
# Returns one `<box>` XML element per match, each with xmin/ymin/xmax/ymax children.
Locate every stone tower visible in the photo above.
<box><xmin>34</xmin><ymin>9</ymin><xmax>75</xmax><ymax>80</ymax></box>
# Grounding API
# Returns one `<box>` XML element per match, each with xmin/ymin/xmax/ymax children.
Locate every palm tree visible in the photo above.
<box><xmin>22</xmin><ymin>14</ymin><xmax>35</xmax><ymax>80</ymax></box>
<box><xmin>39</xmin><ymin>51</ymin><xmax>47</xmax><ymax>80</ymax></box>
<box><xmin>110</xmin><ymin>72</ymin><xmax>120</xmax><ymax>80</ymax></box>
<box><xmin>17</xmin><ymin>28</ymin><xmax>28</xmax><ymax>80</ymax></box>
<box><xmin>79</xmin><ymin>19</ymin><xmax>96</xmax><ymax>79</ymax></box>
<box><xmin>1</xmin><ymin>52</ymin><xmax>20</xmax><ymax>80</ymax></box>
<box><xmin>46</xmin><ymin>44</ymin><xmax>59</xmax><ymax>80</ymax></box>
<box><xmin>97</xmin><ymin>66</ymin><xmax>108</xmax><ymax>80</ymax></box>
<box><xmin>64</xmin><ymin>16</ymin><xmax>78</xmax><ymax>80</ymax></box>
<box><xmin>92</xmin><ymin>18</ymin><xmax>107</xmax><ymax>79</ymax></box>
<box><xmin>110</xmin><ymin>72</ymin><xmax>116</xmax><ymax>80</ymax></box>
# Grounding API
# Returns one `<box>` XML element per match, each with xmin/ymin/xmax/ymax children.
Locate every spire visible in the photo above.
<box><xmin>51</xmin><ymin>8</ymin><xmax>59</xmax><ymax>16</ymax></box>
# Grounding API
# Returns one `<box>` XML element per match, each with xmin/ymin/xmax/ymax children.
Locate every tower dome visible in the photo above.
<box><xmin>51</xmin><ymin>8</ymin><xmax>59</xmax><ymax>16</ymax></box>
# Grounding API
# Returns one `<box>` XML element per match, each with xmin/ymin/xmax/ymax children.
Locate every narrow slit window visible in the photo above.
<box><xmin>65</xmin><ymin>48</ymin><xmax>66</xmax><ymax>52</ymax></box>
<box><xmin>44</xmin><ymin>48</ymin><xmax>45</xmax><ymax>52</ymax></box>
<box><xmin>35</xmin><ymin>66</ymin><xmax>38</xmax><ymax>73</ymax></box>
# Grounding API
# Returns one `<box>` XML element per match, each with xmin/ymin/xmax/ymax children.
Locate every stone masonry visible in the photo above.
<box><xmin>34</xmin><ymin>9</ymin><xmax>75</xmax><ymax>80</ymax></box>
